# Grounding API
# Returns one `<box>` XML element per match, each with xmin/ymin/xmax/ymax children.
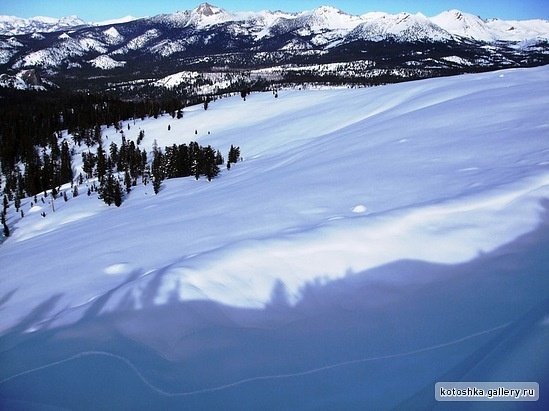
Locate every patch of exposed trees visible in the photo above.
<box><xmin>0</xmin><ymin>88</ymin><xmax>184</xmax><ymax>203</ymax></box>
<box><xmin>0</xmin><ymin>88</ymin><xmax>241</xmax><ymax>221</ymax></box>
<box><xmin>151</xmin><ymin>141</ymin><xmax>238</xmax><ymax>195</ymax></box>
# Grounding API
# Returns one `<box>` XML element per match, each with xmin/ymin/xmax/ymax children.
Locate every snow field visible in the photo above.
<box><xmin>1</xmin><ymin>66</ymin><xmax>549</xmax><ymax>333</ymax></box>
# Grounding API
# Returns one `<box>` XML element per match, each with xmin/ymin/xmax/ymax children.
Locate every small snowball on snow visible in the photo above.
<box><xmin>352</xmin><ymin>205</ymin><xmax>367</xmax><ymax>213</ymax></box>
<box><xmin>104</xmin><ymin>263</ymin><xmax>132</xmax><ymax>275</ymax></box>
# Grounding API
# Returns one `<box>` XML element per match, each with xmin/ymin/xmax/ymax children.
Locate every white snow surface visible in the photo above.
<box><xmin>88</xmin><ymin>54</ymin><xmax>126</xmax><ymax>69</ymax></box>
<box><xmin>1</xmin><ymin>66</ymin><xmax>549</xmax><ymax>334</ymax></box>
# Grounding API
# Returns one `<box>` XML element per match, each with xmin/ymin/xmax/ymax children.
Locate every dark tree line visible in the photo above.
<box><xmin>0</xmin><ymin>87</ymin><xmax>243</xmax><ymax>214</ymax></box>
<box><xmin>0</xmin><ymin>88</ymin><xmax>184</xmax><ymax>201</ymax></box>
<box><xmin>81</xmin><ymin>134</ymin><xmax>238</xmax><ymax>204</ymax></box>
<box><xmin>151</xmin><ymin>141</ymin><xmax>229</xmax><ymax>194</ymax></box>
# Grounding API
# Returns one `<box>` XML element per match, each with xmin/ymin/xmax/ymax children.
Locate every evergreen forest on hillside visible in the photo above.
<box><xmin>0</xmin><ymin>88</ymin><xmax>240</xmax><ymax>234</ymax></box>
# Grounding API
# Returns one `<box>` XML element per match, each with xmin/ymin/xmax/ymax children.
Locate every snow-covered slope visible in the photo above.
<box><xmin>1</xmin><ymin>66</ymin><xmax>549</xmax><ymax>336</ymax></box>
<box><xmin>348</xmin><ymin>12</ymin><xmax>453</xmax><ymax>42</ymax></box>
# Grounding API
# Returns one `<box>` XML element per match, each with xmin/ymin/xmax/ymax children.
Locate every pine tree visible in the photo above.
<box><xmin>113</xmin><ymin>178</ymin><xmax>122</xmax><ymax>207</ymax></box>
<box><xmin>215</xmin><ymin>150</ymin><xmax>224</xmax><ymax>165</ymax></box>
<box><xmin>60</xmin><ymin>140</ymin><xmax>73</xmax><ymax>184</ymax></box>
<box><xmin>151</xmin><ymin>145</ymin><xmax>164</xmax><ymax>194</ymax></box>
<box><xmin>14</xmin><ymin>194</ymin><xmax>21</xmax><ymax>211</ymax></box>
<box><xmin>189</xmin><ymin>141</ymin><xmax>201</xmax><ymax>180</ymax></box>
<box><xmin>109</xmin><ymin>142</ymin><xmax>119</xmax><ymax>169</ymax></box>
<box><xmin>152</xmin><ymin>173</ymin><xmax>162</xmax><ymax>194</ymax></box>
<box><xmin>228</xmin><ymin>145</ymin><xmax>241</xmax><ymax>164</ymax></box>
<box><xmin>3</xmin><ymin>222</ymin><xmax>9</xmax><ymax>238</ymax></box>
<box><xmin>124</xmin><ymin>170</ymin><xmax>132</xmax><ymax>194</ymax></box>
<box><xmin>82</xmin><ymin>151</ymin><xmax>96</xmax><ymax>179</ymax></box>
<box><xmin>99</xmin><ymin>170</ymin><xmax>117</xmax><ymax>206</ymax></box>
<box><xmin>203</xmin><ymin>146</ymin><xmax>220</xmax><ymax>181</ymax></box>
<box><xmin>96</xmin><ymin>141</ymin><xmax>107</xmax><ymax>182</ymax></box>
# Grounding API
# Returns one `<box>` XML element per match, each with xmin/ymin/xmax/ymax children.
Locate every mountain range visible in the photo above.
<box><xmin>1</xmin><ymin>3</ymin><xmax>548</xmax><ymax>95</ymax></box>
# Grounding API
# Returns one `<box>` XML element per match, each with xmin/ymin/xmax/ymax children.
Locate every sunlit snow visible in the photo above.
<box><xmin>1</xmin><ymin>66</ymin><xmax>548</xmax><ymax>336</ymax></box>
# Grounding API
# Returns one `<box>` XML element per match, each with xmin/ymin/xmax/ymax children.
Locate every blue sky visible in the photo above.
<box><xmin>1</xmin><ymin>0</ymin><xmax>547</xmax><ymax>21</ymax></box>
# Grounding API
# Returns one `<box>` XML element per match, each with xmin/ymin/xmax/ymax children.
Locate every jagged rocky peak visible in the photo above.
<box><xmin>194</xmin><ymin>3</ymin><xmax>223</xmax><ymax>17</ymax></box>
<box><xmin>451</xmin><ymin>10</ymin><xmax>465</xmax><ymax>21</ymax></box>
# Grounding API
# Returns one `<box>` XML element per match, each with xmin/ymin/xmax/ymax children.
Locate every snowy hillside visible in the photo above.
<box><xmin>2</xmin><ymin>63</ymin><xmax>549</xmax><ymax>328</ymax></box>
<box><xmin>1</xmin><ymin>67</ymin><xmax>549</xmax><ymax>409</ymax></box>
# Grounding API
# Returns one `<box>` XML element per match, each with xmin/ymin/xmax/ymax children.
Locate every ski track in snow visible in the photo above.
<box><xmin>0</xmin><ymin>322</ymin><xmax>510</xmax><ymax>396</ymax></box>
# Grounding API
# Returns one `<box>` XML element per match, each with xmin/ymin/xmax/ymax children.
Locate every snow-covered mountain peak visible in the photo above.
<box><xmin>155</xmin><ymin>2</ymin><xmax>234</xmax><ymax>28</ymax></box>
<box><xmin>308</xmin><ymin>5</ymin><xmax>346</xmax><ymax>17</ymax></box>
<box><xmin>194</xmin><ymin>2</ymin><xmax>223</xmax><ymax>17</ymax></box>
<box><xmin>102</xmin><ymin>26</ymin><xmax>124</xmax><ymax>45</ymax></box>
<box><xmin>0</xmin><ymin>14</ymin><xmax>86</xmax><ymax>35</ymax></box>
<box><xmin>431</xmin><ymin>9</ymin><xmax>549</xmax><ymax>42</ymax></box>
<box><xmin>187</xmin><ymin>2</ymin><xmax>233</xmax><ymax>27</ymax></box>
<box><xmin>349</xmin><ymin>11</ymin><xmax>452</xmax><ymax>42</ymax></box>
<box><xmin>431</xmin><ymin>9</ymin><xmax>495</xmax><ymax>41</ymax></box>
<box><xmin>302</xmin><ymin>5</ymin><xmax>364</xmax><ymax>30</ymax></box>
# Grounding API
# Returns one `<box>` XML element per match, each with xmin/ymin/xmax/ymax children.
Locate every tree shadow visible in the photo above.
<box><xmin>0</xmin><ymin>288</ymin><xmax>18</xmax><ymax>313</ymax></box>
<box><xmin>1</xmin><ymin>202</ymin><xmax>549</xmax><ymax>410</ymax></box>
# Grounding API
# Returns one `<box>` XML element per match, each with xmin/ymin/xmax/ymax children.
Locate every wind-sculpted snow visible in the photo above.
<box><xmin>1</xmin><ymin>67</ymin><xmax>549</xmax><ymax>408</ymax></box>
